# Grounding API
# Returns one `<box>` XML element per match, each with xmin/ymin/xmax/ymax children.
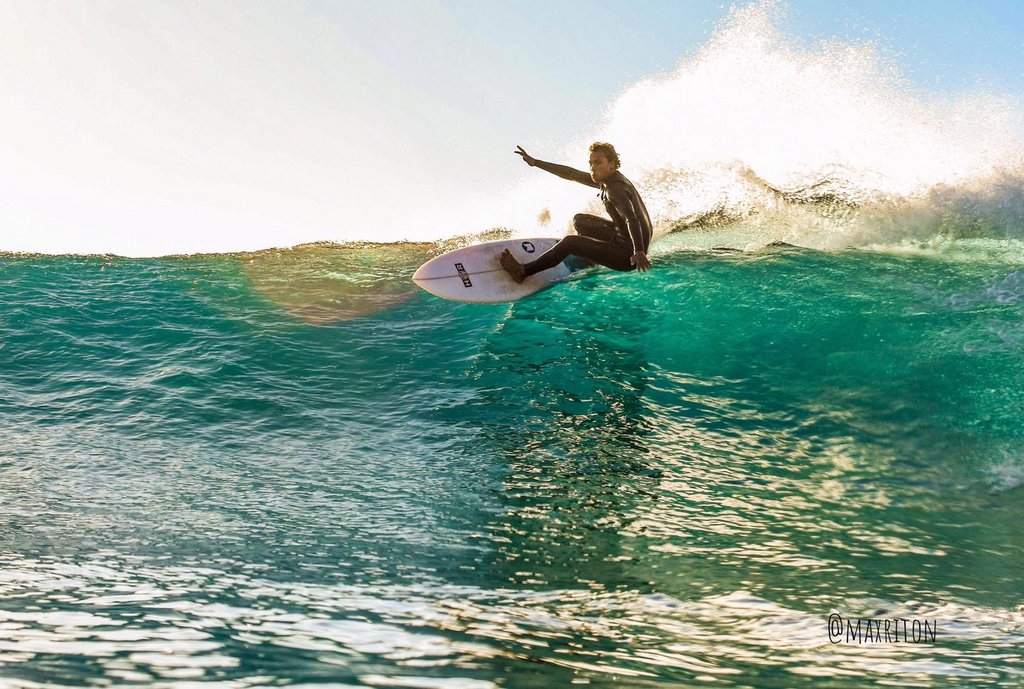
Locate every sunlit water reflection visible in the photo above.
<box><xmin>1</xmin><ymin>244</ymin><xmax>1023</xmax><ymax>687</ymax></box>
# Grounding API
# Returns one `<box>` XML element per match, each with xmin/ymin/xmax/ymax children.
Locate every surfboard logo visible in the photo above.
<box><xmin>454</xmin><ymin>262</ymin><xmax>472</xmax><ymax>287</ymax></box>
<box><xmin>522</xmin><ymin>241</ymin><xmax>536</xmax><ymax>253</ymax></box>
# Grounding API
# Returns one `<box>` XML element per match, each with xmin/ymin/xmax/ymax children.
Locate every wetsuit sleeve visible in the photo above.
<box><xmin>606</xmin><ymin>183</ymin><xmax>644</xmax><ymax>254</ymax></box>
<box><xmin>533</xmin><ymin>159</ymin><xmax>599</xmax><ymax>188</ymax></box>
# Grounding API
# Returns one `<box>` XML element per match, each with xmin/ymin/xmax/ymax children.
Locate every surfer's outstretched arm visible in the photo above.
<box><xmin>515</xmin><ymin>145</ymin><xmax>598</xmax><ymax>188</ymax></box>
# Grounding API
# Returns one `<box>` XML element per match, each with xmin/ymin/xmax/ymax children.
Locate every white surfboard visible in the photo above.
<box><xmin>412</xmin><ymin>237</ymin><xmax>575</xmax><ymax>303</ymax></box>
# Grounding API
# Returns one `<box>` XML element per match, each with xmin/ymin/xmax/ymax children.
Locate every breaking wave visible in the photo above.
<box><xmin>509</xmin><ymin>1</ymin><xmax>1024</xmax><ymax>252</ymax></box>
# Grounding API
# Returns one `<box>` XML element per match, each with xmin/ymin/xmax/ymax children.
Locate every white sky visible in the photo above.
<box><xmin>0</xmin><ymin>0</ymin><xmax>1021</xmax><ymax>256</ymax></box>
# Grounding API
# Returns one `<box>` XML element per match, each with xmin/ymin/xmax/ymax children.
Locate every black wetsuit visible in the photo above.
<box><xmin>523</xmin><ymin>160</ymin><xmax>653</xmax><ymax>276</ymax></box>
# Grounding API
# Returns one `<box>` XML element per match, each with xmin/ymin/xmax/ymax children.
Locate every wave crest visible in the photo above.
<box><xmin>526</xmin><ymin>0</ymin><xmax>1024</xmax><ymax>250</ymax></box>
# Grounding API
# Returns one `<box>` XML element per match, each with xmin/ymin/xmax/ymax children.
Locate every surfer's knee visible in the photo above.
<box><xmin>572</xmin><ymin>214</ymin><xmax>596</xmax><ymax>235</ymax></box>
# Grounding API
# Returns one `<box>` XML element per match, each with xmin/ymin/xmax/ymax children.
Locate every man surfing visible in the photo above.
<box><xmin>500</xmin><ymin>142</ymin><xmax>653</xmax><ymax>282</ymax></box>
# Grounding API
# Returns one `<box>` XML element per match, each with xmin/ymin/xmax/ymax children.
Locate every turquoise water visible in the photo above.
<box><xmin>1</xmin><ymin>239</ymin><xmax>1023</xmax><ymax>687</ymax></box>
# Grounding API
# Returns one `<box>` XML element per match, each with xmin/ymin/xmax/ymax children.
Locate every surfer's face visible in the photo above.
<box><xmin>589</xmin><ymin>152</ymin><xmax>616</xmax><ymax>183</ymax></box>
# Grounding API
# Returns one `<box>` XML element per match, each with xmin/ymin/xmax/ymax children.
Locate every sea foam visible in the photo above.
<box><xmin>508</xmin><ymin>1</ymin><xmax>1024</xmax><ymax>252</ymax></box>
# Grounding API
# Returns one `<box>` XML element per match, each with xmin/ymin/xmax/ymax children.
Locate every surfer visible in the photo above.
<box><xmin>500</xmin><ymin>142</ymin><xmax>653</xmax><ymax>283</ymax></box>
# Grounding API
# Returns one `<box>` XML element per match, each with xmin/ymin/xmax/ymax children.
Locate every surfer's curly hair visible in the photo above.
<box><xmin>589</xmin><ymin>142</ymin><xmax>620</xmax><ymax>169</ymax></box>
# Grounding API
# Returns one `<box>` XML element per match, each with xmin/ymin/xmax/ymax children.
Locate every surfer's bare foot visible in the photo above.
<box><xmin>499</xmin><ymin>249</ymin><xmax>527</xmax><ymax>283</ymax></box>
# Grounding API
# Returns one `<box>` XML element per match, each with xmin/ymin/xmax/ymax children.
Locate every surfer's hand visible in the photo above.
<box><xmin>515</xmin><ymin>146</ymin><xmax>537</xmax><ymax>167</ymax></box>
<box><xmin>631</xmin><ymin>251</ymin><xmax>652</xmax><ymax>272</ymax></box>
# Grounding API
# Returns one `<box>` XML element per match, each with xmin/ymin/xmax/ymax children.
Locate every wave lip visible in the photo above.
<box><xmin>563</xmin><ymin>0</ymin><xmax>1024</xmax><ymax>251</ymax></box>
